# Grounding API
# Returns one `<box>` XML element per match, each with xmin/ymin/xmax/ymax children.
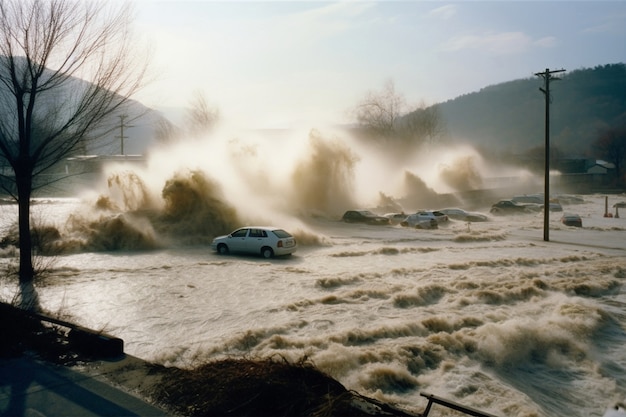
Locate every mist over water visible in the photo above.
<box><xmin>19</xmin><ymin>127</ymin><xmax>525</xmax><ymax>252</ymax></box>
<box><xmin>2</xmin><ymin>127</ymin><xmax>626</xmax><ymax>417</ymax></box>
<box><xmin>291</xmin><ymin>130</ymin><xmax>359</xmax><ymax>217</ymax></box>
<box><xmin>59</xmin><ymin>127</ymin><xmax>540</xmax><ymax>251</ymax></box>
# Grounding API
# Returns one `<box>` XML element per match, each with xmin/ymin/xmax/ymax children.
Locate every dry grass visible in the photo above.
<box><xmin>149</xmin><ymin>356</ymin><xmax>380</xmax><ymax>417</ymax></box>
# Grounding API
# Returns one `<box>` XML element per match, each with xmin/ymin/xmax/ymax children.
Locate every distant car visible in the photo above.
<box><xmin>342</xmin><ymin>210</ymin><xmax>390</xmax><ymax>225</ymax></box>
<box><xmin>561</xmin><ymin>213</ymin><xmax>582</xmax><ymax>227</ymax></box>
<box><xmin>512</xmin><ymin>195</ymin><xmax>543</xmax><ymax>204</ymax></box>
<box><xmin>400</xmin><ymin>211</ymin><xmax>443</xmax><ymax>228</ymax></box>
<box><xmin>556</xmin><ymin>194</ymin><xmax>585</xmax><ymax>205</ymax></box>
<box><xmin>438</xmin><ymin>208</ymin><xmax>489</xmax><ymax>222</ymax></box>
<box><xmin>416</xmin><ymin>219</ymin><xmax>438</xmax><ymax>229</ymax></box>
<box><xmin>431</xmin><ymin>210</ymin><xmax>450</xmax><ymax>223</ymax></box>
<box><xmin>211</xmin><ymin>226</ymin><xmax>297</xmax><ymax>258</ymax></box>
<box><xmin>384</xmin><ymin>212</ymin><xmax>409</xmax><ymax>225</ymax></box>
<box><xmin>546</xmin><ymin>199</ymin><xmax>563</xmax><ymax>212</ymax></box>
<box><xmin>513</xmin><ymin>195</ymin><xmax>563</xmax><ymax>211</ymax></box>
<box><xmin>490</xmin><ymin>199</ymin><xmax>540</xmax><ymax>214</ymax></box>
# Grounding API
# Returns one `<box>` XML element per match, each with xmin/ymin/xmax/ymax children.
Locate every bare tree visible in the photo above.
<box><xmin>354</xmin><ymin>79</ymin><xmax>405</xmax><ymax>139</ymax></box>
<box><xmin>154</xmin><ymin>91</ymin><xmax>219</xmax><ymax>143</ymax></box>
<box><xmin>399</xmin><ymin>101</ymin><xmax>445</xmax><ymax>147</ymax></box>
<box><xmin>353</xmin><ymin>81</ymin><xmax>445</xmax><ymax>152</ymax></box>
<box><xmin>185</xmin><ymin>90</ymin><xmax>220</xmax><ymax>137</ymax></box>
<box><xmin>154</xmin><ymin>115</ymin><xmax>181</xmax><ymax>144</ymax></box>
<box><xmin>0</xmin><ymin>0</ymin><xmax>148</xmax><ymax>307</ymax></box>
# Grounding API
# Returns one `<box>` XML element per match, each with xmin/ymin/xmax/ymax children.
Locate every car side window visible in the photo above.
<box><xmin>232</xmin><ymin>229</ymin><xmax>248</xmax><ymax>238</ymax></box>
<box><xmin>249</xmin><ymin>229</ymin><xmax>268</xmax><ymax>238</ymax></box>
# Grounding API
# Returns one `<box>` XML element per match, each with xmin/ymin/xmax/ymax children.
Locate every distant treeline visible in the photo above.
<box><xmin>432</xmin><ymin>63</ymin><xmax>626</xmax><ymax>157</ymax></box>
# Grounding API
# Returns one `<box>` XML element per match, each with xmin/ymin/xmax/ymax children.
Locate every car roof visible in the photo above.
<box><xmin>354</xmin><ymin>210</ymin><xmax>379</xmax><ymax>215</ymax></box>
<box><xmin>237</xmin><ymin>226</ymin><xmax>283</xmax><ymax>231</ymax></box>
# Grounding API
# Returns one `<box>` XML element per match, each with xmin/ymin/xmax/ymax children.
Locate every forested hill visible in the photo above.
<box><xmin>436</xmin><ymin>63</ymin><xmax>626</xmax><ymax>156</ymax></box>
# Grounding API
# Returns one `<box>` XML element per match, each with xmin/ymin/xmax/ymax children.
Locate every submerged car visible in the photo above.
<box><xmin>400</xmin><ymin>211</ymin><xmax>442</xmax><ymax>228</ymax></box>
<box><xmin>512</xmin><ymin>194</ymin><xmax>543</xmax><ymax>204</ymax></box>
<box><xmin>546</xmin><ymin>199</ymin><xmax>563</xmax><ymax>212</ymax></box>
<box><xmin>431</xmin><ymin>210</ymin><xmax>450</xmax><ymax>223</ymax></box>
<box><xmin>556</xmin><ymin>194</ymin><xmax>585</xmax><ymax>205</ymax></box>
<box><xmin>490</xmin><ymin>199</ymin><xmax>540</xmax><ymax>214</ymax></box>
<box><xmin>561</xmin><ymin>213</ymin><xmax>583</xmax><ymax>227</ymax></box>
<box><xmin>438</xmin><ymin>208</ymin><xmax>489</xmax><ymax>222</ymax></box>
<box><xmin>342</xmin><ymin>210</ymin><xmax>390</xmax><ymax>225</ymax></box>
<box><xmin>514</xmin><ymin>195</ymin><xmax>563</xmax><ymax>211</ymax></box>
<box><xmin>211</xmin><ymin>226</ymin><xmax>297</xmax><ymax>258</ymax></box>
<box><xmin>384</xmin><ymin>212</ymin><xmax>409</xmax><ymax>225</ymax></box>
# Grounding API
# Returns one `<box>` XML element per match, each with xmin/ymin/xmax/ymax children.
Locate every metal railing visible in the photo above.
<box><xmin>420</xmin><ymin>392</ymin><xmax>501</xmax><ymax>417</ymax></box>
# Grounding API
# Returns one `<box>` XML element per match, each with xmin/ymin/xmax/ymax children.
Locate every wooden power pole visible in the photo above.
<box><xmin>535</xmin><ymin>68</ymin><xmax>565</xmax><ymax>242</ymax></box>
<box><xmin>116</xmin><ymin>114</ymin><xmax>133</xmax><ymax>155</ymax></box>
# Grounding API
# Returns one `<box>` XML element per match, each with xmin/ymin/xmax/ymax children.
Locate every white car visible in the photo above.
<box><xmin>438</xmin><ymin>208</ymin><xmax>489</xmax><ymax>222</ymax></box>
<box><xmin>211</xmin><ymin>226</ymin><xmax>297</xmax><ymax>258</ymax></box>
<box><xmin>384</xmin><ymin>212</ymin><xmax>409</xmax><ymax>225</ymax></box>
<box><xmin>400</xmin><ymin>211</ymin><xmax>443</xmax><ymax>228</ymax></box>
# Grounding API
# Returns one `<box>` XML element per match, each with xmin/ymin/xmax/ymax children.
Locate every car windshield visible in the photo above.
<box><xmin>272</xmin><ymin>229</ymin><xmax>292</xmax><ymax>238</ymax></box>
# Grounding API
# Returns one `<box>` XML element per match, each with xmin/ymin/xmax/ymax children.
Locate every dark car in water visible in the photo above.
<box><xmin>342</xmin><ymin>210</ymin><xmax>390</xmax><ymax>225</ymax></box>
<box><xmin>438</xmin><ymin>208</ymin><xmax>489</xmax><ymax>222</ymax></box>
<box><xmin>561</xmin><ymin>213</ymin><xmax>583</xmax><ymax>227</ymax></box>
<box><xmin>490</xmin><ymin>199</ymin><xmax>540</xmax><ymax>214</ymax></box>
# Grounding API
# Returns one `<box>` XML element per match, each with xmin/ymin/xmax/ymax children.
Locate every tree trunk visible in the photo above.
<box><xmin>18</xmin><ymin>191</ymin><xmax>33</xmax><ymax>282</ymax></box>
<box><xmin>16</xmin><ymin>169</ymin><xmax>38</xmax><ymax>310</ymax></box>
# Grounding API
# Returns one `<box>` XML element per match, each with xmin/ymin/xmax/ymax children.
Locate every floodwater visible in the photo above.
<box><xmin>1</xmin><ymin>130</ymin><xmax>625</xmax><ymax>417</ymax></box>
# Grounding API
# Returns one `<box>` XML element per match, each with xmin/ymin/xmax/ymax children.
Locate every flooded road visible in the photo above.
<box><xmin>2</xmin><ymin>194</ymin><xmax>625</xmax><ymax>417</ymax></box>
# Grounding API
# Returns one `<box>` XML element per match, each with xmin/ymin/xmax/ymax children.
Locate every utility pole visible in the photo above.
<box><xmin>116</xmin><ymin>114</ymin><xmax>133</xmax><ymax>155</ymax></box>
<box><xmin>535</xmin><ymin>68</ymin><xmax>565</xmax><ymax>242</ymax></box>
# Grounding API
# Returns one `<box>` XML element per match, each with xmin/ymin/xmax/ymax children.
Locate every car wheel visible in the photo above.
<box><xmin>261</xmin><ymin>247</ymin><xmax>274</xmax><ymax>259</ymax></box>
<box><xmin>217</xmin><ymin>244</ymin><xmax>229</xmax><ymax>255</ymax></box>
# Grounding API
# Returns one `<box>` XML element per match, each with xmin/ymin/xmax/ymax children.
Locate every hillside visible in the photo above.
<box><xmin>434</xmin><ymin>63</ymin><xmax>626</xmax><ymax>156</ymax></box>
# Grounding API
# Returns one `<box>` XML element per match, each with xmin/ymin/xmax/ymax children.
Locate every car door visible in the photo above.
<box><xmin>414</xmin><ymin>212</ymin><xmax>428</xmax><ymax>225</ymax></box>
<box><xmin>409</xmin><ymin>214</ymin><xmax>423</xmax><ymax>226</ymax></box>
<box><xmin>228</xmin><ymin>228</ymin><xmax>249</xmax><ymax>252</ymax></box>
<box><xmin>246</xmin><ymin>228</ymin><xmax>269</xmax><ymax>253</ymax></box>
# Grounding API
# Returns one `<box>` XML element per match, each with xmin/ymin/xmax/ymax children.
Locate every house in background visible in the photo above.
<box><xmin>586</xmin><ymin>159</ymin><xmax>615</xmax><ymax>174</ymax></box>
<box><xmin>552</xmin><ymin>158</ymin><xmax>618</xmax><ymax>193</ymax></box>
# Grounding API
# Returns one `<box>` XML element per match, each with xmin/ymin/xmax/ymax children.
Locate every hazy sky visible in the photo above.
<box><xmin>133</xmin><ymin>1</ymin><xmax>626</xmax><ymax>129</ymax></box>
